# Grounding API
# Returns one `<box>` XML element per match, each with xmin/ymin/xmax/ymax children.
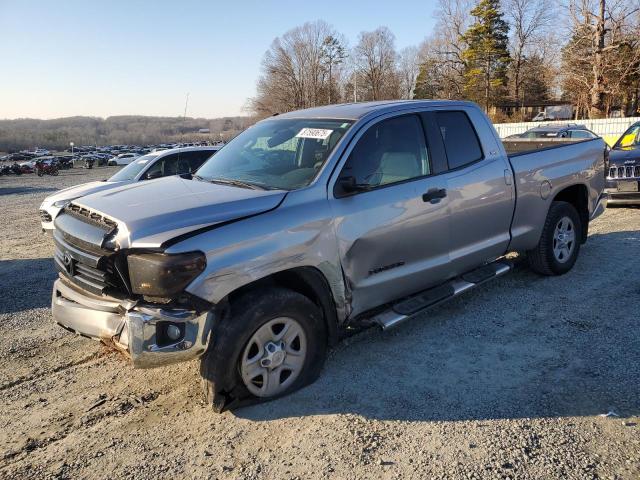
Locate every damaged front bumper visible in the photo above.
<box><xmin>51</xmin><ymin>278</ymin><xmax>213</xmax><ymax>368</ymax></box>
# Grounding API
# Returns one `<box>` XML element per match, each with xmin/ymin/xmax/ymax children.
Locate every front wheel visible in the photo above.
<box><xmin>527</xmin><ymin>201</ymin><xmax>582</xmax><ymax>276</ymax></box>
<box><xmin>200</xmin><ymin>287</ymin><xmax>327</xmax><ymax>412</ymax></box>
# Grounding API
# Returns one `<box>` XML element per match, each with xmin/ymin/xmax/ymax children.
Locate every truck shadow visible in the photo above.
<box><xmin>0</xmin><ymin>258</ymin><xmax>55</xmax><ymax>314</ymax></box>
<box><xmin>235</xmin><ymin>229</ymin><xmax>640</xmax><ymax>422</ymax></box>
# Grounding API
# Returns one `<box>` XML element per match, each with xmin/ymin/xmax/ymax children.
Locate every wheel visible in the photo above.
<box><xmin>37</xmin><ymin>170</ymin><xmax>43</xmax><ymax>177</ymax></box>
<box><xmin>527</xmin><ymin>201</ymin><xmax>582</xmax><ymax>276</ymax></box>
<box><xmin>200</xmin><ymin>287</ymin><xmax>327</xmax><ymax>412</ymax></box>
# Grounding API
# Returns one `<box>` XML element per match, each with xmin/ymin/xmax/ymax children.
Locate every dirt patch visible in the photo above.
<box><xmin>0</xmin><ymin>170</ymin><xmax>639</xmax><ymax>479</ymax></box>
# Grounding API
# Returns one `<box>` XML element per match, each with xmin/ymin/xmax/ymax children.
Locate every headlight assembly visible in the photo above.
<box><xmin>127</xmin><ymin>252</ymin><xmax>206</xmax><ymax>297</ymax></box>
<box><xmin>53</xmin><ymin>199</ymin><xmax>72</xmax><ymax>208</ymax></box>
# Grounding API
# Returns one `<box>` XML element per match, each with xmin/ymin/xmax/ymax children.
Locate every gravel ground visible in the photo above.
<box><xmin>0</xmin><ymin>168</ymin><xmax>639</xmax><ymax>480</ymax></box>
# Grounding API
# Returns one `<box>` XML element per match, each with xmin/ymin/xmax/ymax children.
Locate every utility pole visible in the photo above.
<box><xmin>182</xmin><ymin>92</ymin><xmax>190</xmax><ymax>142</ymax></box>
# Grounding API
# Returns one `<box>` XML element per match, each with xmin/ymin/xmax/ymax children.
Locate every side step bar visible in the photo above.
<box><xmin>370</xmin><ymin>261</ymin><xmax>512</xmax><ymax>330</ymax></box>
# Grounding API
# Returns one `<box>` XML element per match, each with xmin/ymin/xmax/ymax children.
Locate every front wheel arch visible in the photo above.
<box><xmin>222</xmin><ymin>266</ymin><xmax>341</xmax><ymax>346</ymax></box>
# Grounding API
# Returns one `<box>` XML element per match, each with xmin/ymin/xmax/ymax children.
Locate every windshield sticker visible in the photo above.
<box><xmin>296</xmin><ymin>128</ymin><xmax>333</xmax><ymax>140</ymax></box>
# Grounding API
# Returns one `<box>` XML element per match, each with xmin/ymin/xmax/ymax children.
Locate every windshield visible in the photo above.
<box><xmin>108</xmin><ymin>153</ymin><xmax>159</xmax><ymax>182</ymax></box>
<box><xmin>614</xmin><ymin>124</ymin><xmax>640</xmax><ymax>149</ymax></box>
<box><xmin>195</xmin><ymin>118</ymin><xmax>353</xmax><ymax>190</ymax></box>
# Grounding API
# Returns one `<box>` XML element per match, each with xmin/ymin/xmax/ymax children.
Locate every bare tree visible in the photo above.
<box><xmin>564</xmin><ymin>0</ymin><xmax>640</xmax><ymax>118</ymax></box>
<box><xmin>353</xmin><ymin>27</ymin><xmax>400</xmax><ymax>101</ymax></box>
<box><xmin>504</xmin><ymin>0</ymin><xmax>554</xmax><ymax>107</ymax></box>
<box><xmin>397</xmin><ymin>46</ymin><xmax>420</xmax><ymax>99</ymax></box>
<box><xmin>414</xmin><ymin>0</ymin><xmax>473</xmax><ymax>100</ymax></box>
<box><xmin>249</xmin><ymin>21</ymin><xmax>340</xmax><ymax>117</ymax></box>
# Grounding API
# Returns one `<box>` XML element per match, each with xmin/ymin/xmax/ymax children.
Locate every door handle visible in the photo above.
<box><xmin>422</xmin><ymin>188</ymin><xmax>447</xmax><ymax>204</ymax></box>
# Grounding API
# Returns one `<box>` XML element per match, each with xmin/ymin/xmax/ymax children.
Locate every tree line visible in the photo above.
<box><xmin>0</xmin><ymin>115</ymin><xmax>248</xmax><ymax>152</ymax></box>
<box><xmin>249</xmin><ymin>0</ymin><xmax>640</xmax><ymax>121</ymax></box>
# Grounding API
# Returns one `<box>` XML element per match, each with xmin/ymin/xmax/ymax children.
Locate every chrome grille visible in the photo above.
<box><xmin>608</xmin><ymin>165</ymin><xmax>640</xmax><ymax>179</ymax></box>
<box><xmin>53</xmin><ymin>228</ymin><xmax>125</xmax><ymax>296</ymax></box>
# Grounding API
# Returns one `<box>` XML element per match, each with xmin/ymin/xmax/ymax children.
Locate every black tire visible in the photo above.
<box><xmin>200</xmin><ymin>287</ymin><xmax>327</xmax><ymax>412</ymax></box>
<box><xmin>527</xmin><ymin>201</ymin><xmax>582</xmax><ymax>276</ymax></box>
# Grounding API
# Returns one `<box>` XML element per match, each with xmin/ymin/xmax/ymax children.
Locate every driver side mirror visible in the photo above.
<box><xmin>337</xmin><ymin>175</ymin><xmax>369</xmax><ymax>196</ymax></box>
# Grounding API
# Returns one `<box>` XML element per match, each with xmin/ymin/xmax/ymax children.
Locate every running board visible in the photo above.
<box><xmin>370</xmin><ymin>261</ymin><xmax>512</xmax><ymax>330</ymax></box>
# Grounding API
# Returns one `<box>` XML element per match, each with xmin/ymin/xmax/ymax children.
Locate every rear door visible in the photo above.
<box><xmin>329</xmin><ymin>112</ymin><xmax>452</xmax><ymax>316</ymax></box>
<box><xmin>432</xmin><ymin>108</ymin><xmax>515</xmax><ymax>275</ymax></box>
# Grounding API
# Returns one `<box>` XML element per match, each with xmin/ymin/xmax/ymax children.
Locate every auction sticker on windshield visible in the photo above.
<box><xmin>296</xmin><ymin>128</ymin><xmax>333</xmax><ymax>140</ymax></box>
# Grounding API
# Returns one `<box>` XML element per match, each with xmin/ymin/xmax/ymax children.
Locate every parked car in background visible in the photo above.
<box><xmin>107</xmin><ymin>152</ymin><xmax>140</xmax><ymax>166</ymax></box>
<box><xmin>39</xmin><ymin>146</ymin><xmax>221</xmax><ymax>231</ymax></box>
<box><xmin>48</xmin><ymin>100</ymin><xmax>606</xmax><ymax>411</ymax></box>
<box><xmin>512</xmin><ymin>124</ymin><xmax>598</xmax><ymax>140</ymax></box>
<box><xmin>605</xmin><ymin>121</ymin><xmax>640</xmax><ymax>205</ymax></box>
<box><xmin>531</xmin><ymin>105</ymin><xmax>574</xmax><ymax>122</ymax></box>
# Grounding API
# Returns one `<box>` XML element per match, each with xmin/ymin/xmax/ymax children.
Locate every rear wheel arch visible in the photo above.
<box><xmin>551</xmin><ymin>183</ymin><xmax>589</xmax><ymax>243</ymax></box>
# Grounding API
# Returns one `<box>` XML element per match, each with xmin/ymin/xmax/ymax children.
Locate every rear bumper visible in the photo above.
<box><xmin>51</xmin><ymin>278</ymin><xmax>212</xmax><ymax>368</ymax></box>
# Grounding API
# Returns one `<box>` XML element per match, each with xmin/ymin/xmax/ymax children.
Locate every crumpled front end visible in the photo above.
<box><xmin>50</xmin><ymin>204</ymin><xmax>213</xmax><ymax>368</ymax></box>
<box><xmin>52</xmin><ymin>278</ymin><xmax>212</xmax><ymax>368</ymax></box>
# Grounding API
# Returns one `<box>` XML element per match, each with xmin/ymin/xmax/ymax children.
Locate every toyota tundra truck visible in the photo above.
<box><xmin>50</xmin><ymin>100</ymin><xmax>607</xmax><ymax>411</ymax></box>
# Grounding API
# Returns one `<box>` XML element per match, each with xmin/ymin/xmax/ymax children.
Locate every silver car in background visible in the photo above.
<box><xmin>39</xmin><ymin>146</ymin><xmax>221</xmax><ymax>231</ymax></box>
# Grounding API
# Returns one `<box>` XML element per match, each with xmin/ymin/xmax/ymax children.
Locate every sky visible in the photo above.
<box><xmin>0</xmin><ymin>0</ymin><xmax>438</xmax><ymax>120</ymax></box>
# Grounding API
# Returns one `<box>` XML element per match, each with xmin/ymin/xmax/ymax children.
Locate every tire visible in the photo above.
<box><xmin>527</xmin><ymin>201</ymin><xmax>582</xmax><ymax>276</ymax></box>
<box><xmin>200</xmin><ymin>287</ymin><xmax>327</xmax><ymax>412</ymax></box>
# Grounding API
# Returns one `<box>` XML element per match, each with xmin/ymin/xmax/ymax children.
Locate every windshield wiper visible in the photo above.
<box><xmin>207</xmin><ymin>177</ymin><xmax>265</xmax><ymax>190</ymax></box>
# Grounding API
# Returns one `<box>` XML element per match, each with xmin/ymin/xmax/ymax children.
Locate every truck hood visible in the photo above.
<box><xmin>45</xmin><ymin>180</ymin><xmax>128</xmax><ymax>204</ymax></box>
<box><xmin>609</xmin><ymin>147</ymin><xmax>640</xmax><ymax>166</ymax></box>
<box><xmin>73</xmin><ymin>175</ymin><xmax>286</xmax><ymax>248</ymax></box>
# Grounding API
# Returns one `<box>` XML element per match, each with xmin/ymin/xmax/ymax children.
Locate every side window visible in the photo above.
<box><xmin>340</xmin><ymin>115</ymin><xmax>429</xmax><ymax>188</ymax></box>
<box><xmin>435</xmin><ymin>111</ymin><xmax>483</xmax><ymax>169</ymax></box>
<box><xmin>160</xmin><ymin>153</ymin><xmax>181</xmax><ymax>176</ymax></box>
<box><xmin>570</xmin><ymin>130</ymin><xmax>594</xmax><ymax>139</ymax></box>
<box><xmin>184</xmin><ymin>150</ymin><xmax>214</xmax><ymax>172</ymax></box>
<box><xmin>143</xmin><ymin>153</ymin><xmax>179</xmax><ymax>178</ymax></box>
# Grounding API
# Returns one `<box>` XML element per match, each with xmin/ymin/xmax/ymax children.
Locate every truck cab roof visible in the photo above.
<box><xmin>274</xmin><ymin>100</ymin><xmax>478</xmax><ymax>121</ymax></box>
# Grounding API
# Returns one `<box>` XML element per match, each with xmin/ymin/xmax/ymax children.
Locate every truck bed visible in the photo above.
<box><xmin>501</xmin><ymin>137</ymin><xmax>587</xmax><ymax>156</ymax></box>
<box><xmin>503</xmin><ymin>137</ymin><xmax>607</xmax><ymax>253</ymax></box>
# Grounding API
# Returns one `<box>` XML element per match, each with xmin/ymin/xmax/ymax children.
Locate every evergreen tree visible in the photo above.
<box><xmin>461</xmin><ymin>0</ymin><xmax>510</xmax><ymax>111</ymax></box>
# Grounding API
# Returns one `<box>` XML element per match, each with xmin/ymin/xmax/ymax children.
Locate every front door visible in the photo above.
<box><xmin>329</xmin><ymin>113</ymin><xmax>452</xmax><ymax>317</ymax></box>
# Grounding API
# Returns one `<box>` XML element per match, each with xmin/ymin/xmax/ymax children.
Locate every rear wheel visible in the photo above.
<box><xmin>527</xmin><ymin>201</ymin><xmax>582</xmax><ymax>275</ymax></box>
<box><xmin>200</xmin><ymin>287</ymin><xmax>327</xmax><ymax>412</ymax></box>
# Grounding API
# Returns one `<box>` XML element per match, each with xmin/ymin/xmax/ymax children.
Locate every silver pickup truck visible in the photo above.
<box><xmin>50</xmin><ymin>100</ymin><xmax>607</xmax><ymax>411</ymax></box>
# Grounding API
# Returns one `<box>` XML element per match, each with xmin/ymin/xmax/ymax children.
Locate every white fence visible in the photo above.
<box><xmin>494</xmin><ymin>117</ymin><xmax>640</xmax><ymax>143</ymax></box>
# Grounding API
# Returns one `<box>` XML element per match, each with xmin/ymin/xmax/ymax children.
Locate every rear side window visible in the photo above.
<box><xmin>435</xmin><ymin>111</ymin><xmax>483</xmax><ymax>169</ymax></box>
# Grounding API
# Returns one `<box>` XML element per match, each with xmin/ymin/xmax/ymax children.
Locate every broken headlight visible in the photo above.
<box><xmin>127</xmin><ymin>252</ymin><xmax>206</xmax><ymax>297</ymax></box>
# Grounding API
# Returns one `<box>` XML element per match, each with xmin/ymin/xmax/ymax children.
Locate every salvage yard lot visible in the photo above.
<box><xmin>0</xmin><ymin>169</ymin><xmax>639</xmax><ymax>480</ymax></box>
